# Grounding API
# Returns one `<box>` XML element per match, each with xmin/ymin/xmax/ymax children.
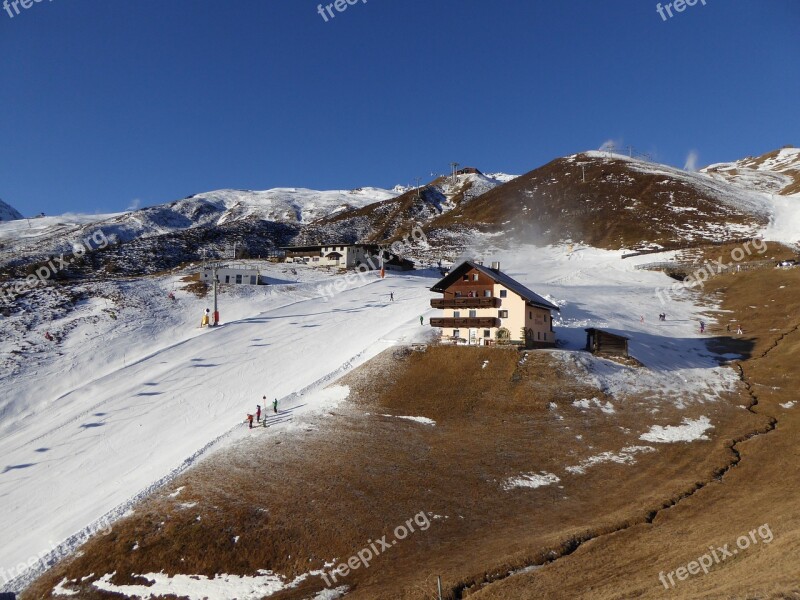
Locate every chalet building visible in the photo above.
<box><xmin>282</xmin><ymin>244</ymin><xmax>381</xmax><ymax>269</ymax></box>
<box><xmin>281</xmin><ymin>244</ymin><xmax>414</xmax><ymax>271</ymax></box>
<box><xmin>429</xmin><ymin>260</ymin><xmax>559</xmax><ymax>348</ymax></box>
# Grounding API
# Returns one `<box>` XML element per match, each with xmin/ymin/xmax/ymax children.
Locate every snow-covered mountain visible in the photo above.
<box><xmin>300</xmin><ymin>170</ymin><xmax>518</xmax><ymax>247</ymax></box>
<box><xmin>0</xmin><ymin>187</ymin><xmax>400</xmax><ymax>275</ymax></box>
<box><xmin>0</xmin><ymin>199</ymin><xmax>23</xmax><ymax>221</ymax></box>
<box><xmin>702</xmin><ymin>146</ymin><xmax>800</xmax><ymax>196</ymax></box>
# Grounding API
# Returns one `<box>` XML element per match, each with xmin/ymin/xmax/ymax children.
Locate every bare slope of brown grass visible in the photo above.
<box><xmin>429</xmin><ymin>154</ymin><xmax>766</xmax><ymax>251</ymax></box>
<box><xmin>23</xmin><ymin>345</ymin><xmax>759</xmax><ymax>600</ymax></box>
<box><xmin>472</xmin><ymin>264</ymin><xmax>800</xmax><ymax>599</ymax></box>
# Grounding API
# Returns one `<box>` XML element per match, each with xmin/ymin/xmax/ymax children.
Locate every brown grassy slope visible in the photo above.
<box><xmin>472</xmin><ymin>266</ymin><xmax>800</xmax><ymax>599</ymax></box>
<box><xmin>428</xmin><ymin>155</ymin><xmax>767</xmax><ymax>251</ymax></box>
<box><xmin>23</xmin><ymin>344</ymin><xmax>758</xmax><ymax>600</ymax></box>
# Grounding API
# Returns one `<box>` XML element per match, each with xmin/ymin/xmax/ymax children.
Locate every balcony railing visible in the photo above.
<box><xmin>429</xmin><ymin>317</ymin><xmax>500</xmax><ymax>328</ymax></box>
<box><xmin>430</xmin><ymin>297</ymin><xmax>500</xmax><ymax>309</ymax></box>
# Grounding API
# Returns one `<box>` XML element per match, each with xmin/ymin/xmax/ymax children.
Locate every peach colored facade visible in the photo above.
<box><xmin>432</xmin><ymin>266</ymin><xmax>557</xmax><ymax>347</ymax></box>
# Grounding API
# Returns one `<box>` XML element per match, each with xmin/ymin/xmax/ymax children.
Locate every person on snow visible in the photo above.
<box><xmin>389</xmin><ymin>292</ymin><xmax>394</xmax><ymax>302</ymax></box>
<box><xmin>247</xmin><ymin>413</ymin><xmax>254</xmax><ymax>429</ymax></box>
<box><xmin>699</xmin><ymin>320</ymin><xmax>706</xmax><ymax>334</ymax></box>
<box><xmin>256</xmin><ymin>404</ymin><xmax>261</xmax><ymax>422</ymax></box>
<box><xmin>262</xmin><ymin>396</ymin><xmax>268</xmax><ymax>424</ymax></box>
<box><xmin>273</xmin><ymin>398</ymin><xmax>278</xmax><ymax>414</ymax></box>
<box><xmin>420</xmin><ymin>315</ymin><xmax>424</xmax><ymax>326</ymax></box>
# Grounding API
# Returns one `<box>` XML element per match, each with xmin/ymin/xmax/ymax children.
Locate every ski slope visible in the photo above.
<box><xmin>0</xmin><ymin>270</ymin><xmax>437</xmax><ymax>591</ymax></box>
<box><xmin>0</xmin><ymin>239</ymin><xmax>776</xmax><ymax>594</ymax></box>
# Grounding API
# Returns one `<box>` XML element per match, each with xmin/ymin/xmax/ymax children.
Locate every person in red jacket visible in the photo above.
<box><xmin>247</xmin><ymin>414</ymin><xmax>254</xmax><ymax>429</ymax></box>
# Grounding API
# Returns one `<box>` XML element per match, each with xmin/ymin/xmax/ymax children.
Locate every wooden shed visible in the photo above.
<box><xmin>585</xmin><ymin>328</ymin><xmax>629</xmax><ymax>357</ymax></box>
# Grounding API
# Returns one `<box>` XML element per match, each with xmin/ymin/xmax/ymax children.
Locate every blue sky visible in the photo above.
<box><xmin>1</xmin><ymin>0</ymin><xmax>798</xmax><ymax>216</ymax></box>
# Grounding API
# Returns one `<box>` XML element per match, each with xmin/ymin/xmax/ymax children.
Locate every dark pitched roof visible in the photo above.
<box><xmin>584</xmin><ymin>328</ymin><xmax>630</xmax><ymax>340</ymax></box>
<box><xmin>431</xmin><ymin>261</ymin><xmax>560</xmax><ymax>311</ymax></box>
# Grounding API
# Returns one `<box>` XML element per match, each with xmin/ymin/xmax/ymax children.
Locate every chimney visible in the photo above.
<box><xmin>474</xmin><ymin>259</ymin><xmax>484</xmax><ymax>266</ymax></box>
<box><xmin>491</xmin><ymin>261</ymin><xmax>500</xmax><ymax>272</ymax></box>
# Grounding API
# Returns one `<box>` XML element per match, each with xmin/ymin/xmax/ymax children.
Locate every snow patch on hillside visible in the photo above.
<box><xmin>639</xmin><ymin>416</ymin><xmax>713</xmax><ymax>443</ymax></box>
<box><xmin>565</xmin><ymin>446</ymin><xmax>656</xmax><ymax>475</ymax></box>
<box><xmin>503</xmin><ymin>472</ymin><xmax>560</xmax><ymax>490</ymax></box>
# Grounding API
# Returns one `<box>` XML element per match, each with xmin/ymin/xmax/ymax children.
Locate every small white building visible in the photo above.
<box><xmin>201</xmin><ymin>266</ymin><xmax>263</xmax><ymax>285</ymax></box>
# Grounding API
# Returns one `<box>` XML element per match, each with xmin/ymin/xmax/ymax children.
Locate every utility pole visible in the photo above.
<box><xmin>437</xmin><ymin>575</ymin><xmax>443</xmax><ymax>599</ymax></box>
<box><xmin>450</xmin><ymin>162</ymin><xmax>460</xmax><ymax>184</ymax></box>
<box><xmin>415</xmin><ymin>177</ymin><xmax>422</xmax><ymax>200</ymax></box>
<box><xmin>627</xmin><ymin>145</ymin><xmax>633</xmax><ymax>158</ymax></box>
<box><xmin>232</xmin><ymin>242</ymin><xmax>237</xmax><ymax>260</ymax></box>
<box><xmin>581</xmin><ymin>164</ymin><xmax>586</xmax><ymax>183</ymax></box>
<box><xmin>212</xmin><ymin>264</ymin><xmax>220</xmax><ymax>326</ymax></box>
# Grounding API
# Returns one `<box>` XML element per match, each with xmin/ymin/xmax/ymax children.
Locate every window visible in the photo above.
<box><xmin>250</xmin><ymin>276</ymin><xmax>257</xmax><ymax>284</ymax></box>
<box><xmin>537</xmin><ymin>331</ymin><xmax>541</xmax><ymax>340</ymax></box>
<box><xmin>544</xmin><ymin>314</ymin><xmax>548</xmax><ymax>322</ymax></box>
<box><xmin>483</xmin><ymin>329</ymin><xmax>491</xmax><ymax>338</ymax></box>
<box><xmin>498</xmin><ymin>310</ymin><xmax>508</xmax><ymax>319</ymax></box>
<box><xmin>529</xmin><ymin>311</ymin><xmax>532</xmax><ymax>319</ymax></box>
<box><xmin>469</xmin><ymin>310</ymin><xmax>477</xmax><ymax>318</ymax></box>
<box><xmin>484</xmin><ymin>290</ymin><xmax>492</xmax><ymax>297</ymax></box>
<box><xmin>225</xmin><ymin>276</ymin><xmax>230</xmax><ymax>283</ymax></box>
<box><xmin>473</xmin><ymin>274</ymin><xmax>479</xmax><ymax>281</ymax></box>
<box><xmin>499</xmin><ymin>289</ymin><xmax>507</xmax><ymax>298</ymax></box>
<box><xmin>453</xmin><ymin>311</ymin><xmax>461</xmax><ymax>318</ymax></box>
<box><xmin>463</xmin><ymin>275</ymin><xmax>469</xmax><ymax>281</ymax></box>
<box><xmin>455</xmin><ymin>291</ymin><xmax>462</xmax><ymax>298</ymax></box>
<box><xmin>236</xmin><ymin>274</ymin><xmax>242</xmax><ymax>284</ymax></box>
<box><xmin>453</xmin><ymin>329</ymin><xmax>460</xmax><ymax>339</ymax></box>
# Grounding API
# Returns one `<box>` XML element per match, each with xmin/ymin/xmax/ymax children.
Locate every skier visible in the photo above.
<box><xmin>389</xmin><ymin>292</ymin><xmax>394</xmax><ymax>302</ymax></box>
<box><xmin>420</xmin><ymin>315</ymin><xmax>424</xmax><ymax>326</ymax></box>
<box><xmin>247</xmin><ymin>413</ymin><xmax>254</xmax><ymax>429</ymax></box>
<box><xmin>44</xmin><ymin>331</ymin><xmax>53</xmax><ymax>341</ymax></box>
<box><xmin>262</xmin><ymin>396</ymin><xmax>268</xmax><ymax>424</ymax></box>
<box><xmin>256</xmin><ymin>404</ymin><xmax>261</xmax><ymax>422</ymax></box>
<box><xmin>273</xmin><ymin>398</ymin><xmax>278</xmax><ymax>414</ymax></box>
<box><xmin>699</xmin><ymin>320</ymin><xmax>705</xmax><ymax>334</ymax></box>
<box><xmin>737</xmin><ymin>324</ymin><xmax>743</xmax><ymax>335</ymax></box>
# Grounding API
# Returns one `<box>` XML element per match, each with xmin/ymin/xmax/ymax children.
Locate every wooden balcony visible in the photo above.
<box><xmin>430</xmin><ymin>297</ymin><xmax>500</xmax><ymax>309</ymax></box>
<box><xmin>429</xmin><ymin>317</ymin><xmax>500</xmax><ymax>328</ymax></box>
